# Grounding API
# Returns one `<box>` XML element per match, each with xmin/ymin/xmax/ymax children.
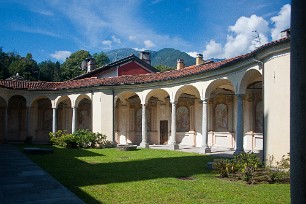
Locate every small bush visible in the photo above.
<box><xmin>212</xmin><ymin>152</ymin><xmax>290</xmax><ymax>185</ymax></box>
<box><xmin>49</xmin><ymin>129</ymin><xmax>113</xmax><ymax>149</ymax></box>
<box><xmin>266</xmin><ymin>153</ymin><xmax>290</xmax><ymax>183</ymax></box>
<box><xmin>49</xmin><ymin>130</ymin><xmax>76</xmax><ymax>148</ymax></box>
<box><xmin>213</xmin><ymin>159</ymin><xmax>237</xmax><ymax>178</ymax></box>
<box><xmin>234</xmin><ymin>152</ymin><xmax>261</xmax><ymax>184</ymax></box>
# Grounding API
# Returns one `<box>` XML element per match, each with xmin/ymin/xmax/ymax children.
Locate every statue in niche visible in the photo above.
<box><xmin>136</xmin><ymin>108</ymin><xmax>150</xmax><ymax>132</ymax></box>
<box><xmin>255</xmin><ymin>101</ymin><xmax>263</xmax><ymax>133</ymax></box>
<box><xmin>176</xmin><ymin>106</ymin><xmax>189</xmax><ymax>132</ymax></box>
<box><xmin>215</xmin><ymin>103</ymin><xmax>228</xmax><ymax>132</ymax></box>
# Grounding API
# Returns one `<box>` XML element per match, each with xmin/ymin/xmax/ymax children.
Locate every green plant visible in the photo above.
<box><xmin>49</xmin><ymin>129</ymin><xmax>113</xmax><ymax>149</ymax></box>
<box><xmin>234</xmin><ymin>152</ymin><xmax>261</xmax><ymax>184</ymax></box>
<box><xmin>266</xmin><ymin>153</ymin><xmax>290</xmax><ymax>183</ymax></box>
<box><xmin>73</xmin><ymin>129</ymin><xmax>96</xmax><ymax>148</ymax></box>
<box><xmin>49</xmin><ymin>130</ymin><xmax>76</xmax><ymax>148</ymax></box>
<box><xmin>213</xmin><ymin>159</ymin><xmax>236</xmax><ymax>178</ymax></box>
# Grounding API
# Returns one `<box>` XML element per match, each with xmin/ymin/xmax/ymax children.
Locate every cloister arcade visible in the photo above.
<box><xmin>0</xmin><ymin>67</ymin><xmax>263</xmax><ymax>153</ymax></box>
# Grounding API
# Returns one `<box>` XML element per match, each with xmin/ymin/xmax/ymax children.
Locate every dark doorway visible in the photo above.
<box><xmin>160</xmin><ymin>120</ymin><xmax>168</xmax><ymax>144</ymax></box>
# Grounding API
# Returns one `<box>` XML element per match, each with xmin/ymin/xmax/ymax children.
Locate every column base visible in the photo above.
<box><xmin>204</xmin><ymin>147</ymin><xmax>211</xmax><ymax>153</ymax></box>
<box><xmin>169</xmin><ymin>144</ymin><xmax>179</xmax><ymax>150</ymax></box>
<box><xmin>233</xmin><ymin>149</ymin><xmax>245</xmax><ymax>155</ymax></box>
<box><xmin>139</xmin><ymin>142</ymin><xmax>149</xmax><ymax>148</ymax></box>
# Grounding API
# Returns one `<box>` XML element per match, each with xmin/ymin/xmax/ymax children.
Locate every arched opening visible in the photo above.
<box><xmin>77</xmin><ymin>98</ymin><xmax>92</xmax><ymax>131</ymax></box>
<box><xmin>30</xmin><ymin>97</ymin><xmax>52</xmax><ymax>143</ymax></box>
<box><xmin>206</xmin><ymin>79</ymin><xmax>235</xmax><ymax>149</ymax></box>
<box><xmin>0</xmin><ymin>97</ymin><xmax>6</xmax><ymax>143</ymax></box>
<box><xmin>240</xmin><ymin>69</ymin><xmax>263</xmax><ymax>151</ymax></box>
<box><xmin>8</xmin><ymin>95</ymin><xmax>27</xmax><ymax>142</ymax></box>
<box><xmin>57</xmin><ymin>96</ymin><xmax>72</xmax><ymax>133</ymax></box>
<box><xmin>145</xmin><ymin>89</ymin><xmax>170</xmax><ymax>145</ymax></box>
<box><xmin>115</xmin><ymin>91</ymin><xmax>142</xmax><ymax>145</ymax></box>
<box><xmin>175</xmin><ymin>85</ymin><xmax>201</xmax><ymax>146</ymax></box>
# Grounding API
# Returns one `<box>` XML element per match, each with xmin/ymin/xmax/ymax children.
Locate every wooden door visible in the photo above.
<box><xmin>160</xmin><ymin>121</ymin><xmax>168</xmax><ymax>144</ymax></box>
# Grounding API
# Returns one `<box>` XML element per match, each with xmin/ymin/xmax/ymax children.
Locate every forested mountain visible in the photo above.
<box><xmin>106</xmin><ymin>48</ymin><xmax>195</xmax><ymax>67</ymax></box>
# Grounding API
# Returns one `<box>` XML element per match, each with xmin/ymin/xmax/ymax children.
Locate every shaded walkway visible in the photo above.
<box><xmin>0</xmin><ymin>144</ymin><xmax>84</xmax><ymax>204</ymax></box>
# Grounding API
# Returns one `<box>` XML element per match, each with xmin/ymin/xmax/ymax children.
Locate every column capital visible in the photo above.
<box><xmin>201</xmin><ymin>98</ymin><xmax>209</xmax><ymax>104</ymax></box>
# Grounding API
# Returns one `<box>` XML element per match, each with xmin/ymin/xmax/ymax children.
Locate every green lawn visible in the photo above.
<box><xmin>21</xmin><ymin>146</ymin><xmax>290</xmax><ymax>204</ymax></box>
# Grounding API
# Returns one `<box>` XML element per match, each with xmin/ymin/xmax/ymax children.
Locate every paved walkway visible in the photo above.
<box><xmin>149</xmin><ymin>145</ymin><xmax>235</xmax><ymax>158</ymax></box>
<box><xmin>0</xmin><ymin>144</ymin><xmax>84</xmax><ymax>204</ymax></box>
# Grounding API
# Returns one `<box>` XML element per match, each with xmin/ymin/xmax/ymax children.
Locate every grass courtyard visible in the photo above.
<box><xmin>22</xmin><ymin>146</ymin><xmax>290</xmax><ymax>204</ymax></box>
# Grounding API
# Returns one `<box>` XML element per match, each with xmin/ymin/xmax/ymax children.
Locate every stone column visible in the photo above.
<box><xmin>291</xmin><ymin>0</ymin><xmax>306</xmax><ymax>202</ymax></box>
<box><xmin>170</xmin><ymin>102</ymin><xmax>179</xmax><ymax>150</ymax></box>
<box><xmin>140</xmin><ymin>104</ymin><xmax>149</xmax><ymax>148</ymax></box>
<box><xmin>52</xmin><ymin>108</ymin><xmax>57</xmax><ymax>134</ymax></box>
<box><xmin>72</xmin><ymin>107</ymin><xmax>77</xmax><ymax>133</ymax></box>
<box><xmin>202</xmin><ymin>99</ymin><xmax>211</xmax><ymax>152</ymax></box>
<box><xmin>234</xmin><ymin>94</ymin><xmax>244</xmax><ymax>154</ymax></box>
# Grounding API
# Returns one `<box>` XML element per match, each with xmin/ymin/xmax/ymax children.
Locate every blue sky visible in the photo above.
<box><xmin>0</xmin><ymin>0</ymin><xmax>291</xmax><ymax>62</ymax></box>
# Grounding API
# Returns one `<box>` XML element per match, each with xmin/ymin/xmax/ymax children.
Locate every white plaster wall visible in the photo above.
<box><xmin>264</xmin><ymin>52</ymin><xmax>290</xmax><ymax>161</ymax></box>
<box><xmin>92</xmin><ymin>90</ymin><xmax>114</xmax><ymax>141</ymax></box>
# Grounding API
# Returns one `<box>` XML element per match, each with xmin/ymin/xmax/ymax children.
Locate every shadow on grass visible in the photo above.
<box><xmin>23</xmin><ymin>145</ymin><xmax>218</xmax><ymax>203</ymax></box>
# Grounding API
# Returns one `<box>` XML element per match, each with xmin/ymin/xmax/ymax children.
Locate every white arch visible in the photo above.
<box><xmin>204</xmin><ymin>79</ymin><xmax>235</xmax><ymax>99</ymax></box>
<box><xmin>144</xmin><ymin>88</ymin><xmax>170</xmax><ymax>104</ymax></box>
<box><xmin>75</xmin><ymin>94</ymin><xmax>92</xmax><ymax>108</ymax></box>
<box><xmin>174</xmin><ymin>84</ymin><xmax>201</xmax><ymax>102</ymax></box>
<box><xmin>54</xmin><ymin>95</ymin><xmax>72</xmax><ymax>108</ymax></box>
<box><xmin>239</xmin><ymin>69</ymin><xmax>262</xmax><ymax>95</ymax></box>
<box><xmin>30</xmin><ymin>95</ymin><xmax>52</xmax><ymax>107</ymax></box>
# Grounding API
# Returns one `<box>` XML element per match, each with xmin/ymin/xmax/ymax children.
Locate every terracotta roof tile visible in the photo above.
<box><xmin>0</xmin><ymin>37</ymin><xmax>289</xmax><ymax>91</ymax></box>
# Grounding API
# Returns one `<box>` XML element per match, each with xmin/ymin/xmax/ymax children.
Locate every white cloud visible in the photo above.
<box><xmin>224</xmin><ymin>15</ymin><xmax>269</xmax><ymax>58</ymax></box>
<box><xmin>102</xmin><ymin>40</ymin><xmax>112</xmax><ymax>49</ymax></box>
<box><xmin>187</xmin><ymin>52</ymin><xmax>198</xmax><ymax>58</ymax></box>
<box><xmin>129</xmin><ymin>35</ymin><xmax>137</xmax><ymax>41</ymax></box>
<box><xmin>203</xmin><ymin>40</ymin><xmax>223</xmax><ymax>59</ymax></box>
<box><xmin>133</xmin><ymin>47</ymin><xmax>146</xmax><ymax>51</ymax></box>
<box><xmin>111</xmin><ymin>35</ymin><xmax>121</xmax><ymax>44</ymax></box>
<box><xmin>144</xmin><ymin>40</ymin><xmax>155</xmax><ymax>49</ymax></box>
<box><xmin>50</xmin><ymin>50</ymin><xmax>71</xmax><ymax>61</ymax></box>
<box><xmin>37</xmin><ymin>1</ymin><xmax>189</xmax><ymax>51</ymax></box>
<box><xmin>271</xmin><ymin>4</ymin><xmax>291</xmax><ymax>40</ymax></box>
<box><xmin>203</xmin><ymin>14</ymin><xmax>269</xmax><ymax>59</ymax></box>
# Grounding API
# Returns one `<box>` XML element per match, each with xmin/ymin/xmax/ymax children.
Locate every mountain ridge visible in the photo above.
<box><xmin>106</xmin><ymin>48</ymin><xmax>195</xmax><ymax>68</ymax></box>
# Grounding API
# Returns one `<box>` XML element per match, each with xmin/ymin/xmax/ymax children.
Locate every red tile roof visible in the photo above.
<box><xmin>0</xmin><ymin>37</ymin><xmax>290</xmax><ymax>91</ymax></box>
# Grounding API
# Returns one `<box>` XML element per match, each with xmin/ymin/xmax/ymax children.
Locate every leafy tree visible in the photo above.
<box><xmin>154</xmin><ymin>65</ymin><xmax>175</xmax><ymax>72</ymax></box>
<box><xmin>92</xmin><ymin>52</ymin><xmax>110</xmax><ymax>68</ymax></box>
<box><xmin>39</xmin><ymin>60</ymin><xmax>61</xmax><ymax>81</ymax></box>
<box><xmin>0</xmin><ymin>48</ymin><xmax>20</xmax><ymax>80</ymax></box>
<box><xmin>60</xmin><ymin>50</ymin><xmax>90</xmax><ymax>81</ymax></box>
<box><xmin>8</xmin><ymin>53</ymin><xmax>39</xmax><ymax>80</ymax></box>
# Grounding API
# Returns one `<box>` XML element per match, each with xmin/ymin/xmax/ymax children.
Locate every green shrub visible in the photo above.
<box><xmin>49</xmin><ymin>130</ymin><xmax>76</xmax><ymax>148</ymax></box>
<box><xmin>212</xmin><ymin>159</ymin><xmax>239</xmax><ymax>178</ymax></box>
<box><xmin>73</xmin><ymin>129</ymin><xmax>96</xmax><ymax>148</ymax></box>
<box><xmin>213</xmin><ymin>152</ymin><xmax>261</xmax><ymax>184</ymax></box>
<box><xmin>49</xmin><ymin>129</ymin><xmax>113</xmax><ymax>149</ymax></box>
<box><xmin>234</xmin><ymin>152</ymin><xmax>261</xmax><ymax>184</ymax></box>
<box><xmin>266</xmin><ymin>153</ymin><xmax>290</xmax><ymax>183</ymax></box>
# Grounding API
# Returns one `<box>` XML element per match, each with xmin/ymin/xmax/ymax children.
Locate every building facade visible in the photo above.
<box><xmin>0</xmin><ymin>37</ymin><xmax>290</xmax><ymax>161</ymax></box>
